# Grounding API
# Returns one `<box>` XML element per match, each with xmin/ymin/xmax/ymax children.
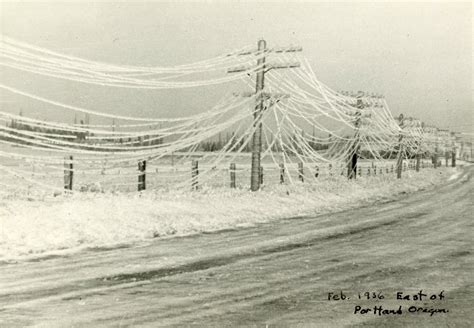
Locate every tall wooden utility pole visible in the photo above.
<box><xmin>450</xmin><ymin>132</ymin><xmax>456</xmax><ymax>167</ymax></box>
<box><xmin>228</xmin><ymin>39</ymin><xmax>301</xmax><ymax>191</ymax></box>
<box><xmin>347</xmin><ymin>91</ymin><xmax>364</xmax><ymax>179</ymax></box>
<box><xmin>396</xmin><ymin>114</ymin><xmax>405</xmax><ymax>179</ymax></box>
<box><xmin>251</xmin><ymin>39</ymin><xmax>266</xmax><ymax>192</ymax></box>
<box><xmin>471</xmin><ymin>140</ymin><xmax>473</xmax><ymax>162</ymax></box>
<box><xmin>442</xmin><ymin>130</ymin><xmax>450</xmax><ymax>167</ymax></box>
<box><xmin>433</xmin><ymin>128</ymin><xmax>439</xmax><ymax>168</ymax></box>
<box><xmin>457</xmin><ymin>137</ymin><xmax>464</xmax><ymax>161</ymax></box>
<box><xmin>416</xmin><ymin>122</ymin><xmax>425</xmax><ymax>172</ymax></box>
<box><xmin>339</xmin><ymin>91</ymin><xmax>381</xmax><ymax>179</ymax></box>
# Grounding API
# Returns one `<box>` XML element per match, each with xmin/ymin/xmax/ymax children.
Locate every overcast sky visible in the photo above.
<box><xmin>0</xmin><ymin>1</ymin><xmax>472</xmax><ymax>132</ymax></box>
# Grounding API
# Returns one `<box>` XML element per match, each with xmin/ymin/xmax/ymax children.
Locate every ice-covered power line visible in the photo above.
<box><xmin>0</xmin><ymin>37</ymin><xmax>454</xmax><ymax>197</ymax></box>
<box><xmin>1</xmin><ymin>36</ymin><xmax>273</xmax><ymax>89</ymax></box>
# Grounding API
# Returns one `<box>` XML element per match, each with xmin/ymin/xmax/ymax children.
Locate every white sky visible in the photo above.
<box><xmin>0</xmin><ymin>1</ymin><xmax>472</xmax><ymax>132</ymax></box>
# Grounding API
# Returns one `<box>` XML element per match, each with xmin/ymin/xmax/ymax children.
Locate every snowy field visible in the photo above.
<box><xmin>0</xmin><ymin>165</ymin><xmax>460</xmax><ymax>262</ymax></box>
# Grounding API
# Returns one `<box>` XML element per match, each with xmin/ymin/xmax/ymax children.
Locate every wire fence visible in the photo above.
<box><xmin>0</xmin><ymin>153</ymin><xmax>442</xmax><ymax>200</ymax></box>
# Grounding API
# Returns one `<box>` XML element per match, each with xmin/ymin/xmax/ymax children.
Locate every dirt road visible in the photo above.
<box><xmin>1</xmin><ymin>166</ymin><xmax>472</xmax><ymax>327</ymax></box>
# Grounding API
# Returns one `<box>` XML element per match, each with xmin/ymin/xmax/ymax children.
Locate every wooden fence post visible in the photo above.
<box><xmin>315</xmin><ymin>165</ymin><xmax>319</xmax><ymax>178</ymax></box>
<box><xmin>191</xmin><ymin>160</ymin><xmax>199</xmax><ymax>191</ymax></box>
<box><xmin>298</xmin><ymin>162</ymin><xmax>304</xmax><ymax>182</ymax></box>
<box><xmin>69</xmin><ymin>155</ymin><xmax>74</xmax><ymax>190</ymax></box>
<box><xmin>328</xmin><ymin>163</ymin><xmax>332</xmax><ymax>176</ymax></box>
<box><xmin>64</xmin><ymin>157</ymin><xmax>68</xmax><ymax>190</ymax></box>
<box><xmin>138</xmin><ymin>160</ymin><xmax>146</xmax><ymax>191</ymax></box>
<box><xmin>230</xmin><ymin>163</ymin><xmax>236</xmax><ymax>188</ymax></box>
<box><xmin>374</xmin><ymin>165</ymin><xmax>377</xmax><ymax>176</ymax></box>
<box><xmin>64</xmin><ymin>155</ymin><xmax>73</xmax><ymax>191</ymax></box>
<box><xmin>367</xmin><ymin>167</ymin><xmax>371</xmax><ymax>176</ymax></box>
<box><xmin>259</xmin><ymin>166</ymin><xmax>263</xmax><ymax>185</ymax></box>
<box><xmin>280</xmin><ymin>163</ymin><xmax>285</xmax><ymax>184</ymax></box>
<box><xmin>347</xmin><ymin>151</ymin><xmax>358</xmax><ymax>179</ymax></box>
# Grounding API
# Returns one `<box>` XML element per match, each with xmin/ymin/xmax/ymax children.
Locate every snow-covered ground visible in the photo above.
<box><xmin>0</xmin><ymin>167</ymin><xmax>459</xmax><ymax>262</ymax></box>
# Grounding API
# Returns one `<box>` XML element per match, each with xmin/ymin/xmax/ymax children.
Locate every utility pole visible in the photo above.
<box><xmin>451</xmin><ymin>131</ymin><xmax>456</xmax><ymax>167</ymax></box>
<box><xmin>433</xmin><ymin>128</ymin><xmax>439</xmax><ymax>168</ymax></box>
<box><xmin>339</xmin><ymin>91</ymin><xmax>380</xmax><ymax>179</ymax></box>
<box><xmin>443</xmin><ymin>130</ymin><xmax>449</xmax><ymax>167</ymax></box>
<box><xmin>347</xmin><ymin>91</ymin><xmax>364</xmax><ymax>179</ymax></box>
<box><xmin>416</xmin><ymin>122</ymin><xmax>425</xmax><ymax>172</ymax></box>
<box><xmin>228</xmin><ymin>39</ymin><xmax>301</xmax><ymax>191</ymax></box>
<box><xmin>349</xmin><ymin>91</ymin><xmax>364</xmax><ymax>179</ymax></box>
<box><xmin>471</xmin><ymin>140</ymin><xmax>473</xmax><ymax>162</ymax></box>
<box><xmin>396</xmin><ymin>114</ymin><xmax>405</xmax><ymax>179</ymax></box>
<box><xmin>457</xmin><ymin>137</ymin><xmax>464</xmax><ymax>161</ymax></box>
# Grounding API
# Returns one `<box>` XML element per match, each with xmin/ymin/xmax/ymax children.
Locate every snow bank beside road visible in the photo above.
<box><xmin>0</xmin><ymin>167</ymin><xmax>456</xmax><ymax>261</ymax></box>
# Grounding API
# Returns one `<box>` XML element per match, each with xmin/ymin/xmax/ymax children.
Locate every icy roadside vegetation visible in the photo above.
<box><xmin>0</xmin><ymin>167</ymin><xmax>458</xmax><ymax>261</ymax></box>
